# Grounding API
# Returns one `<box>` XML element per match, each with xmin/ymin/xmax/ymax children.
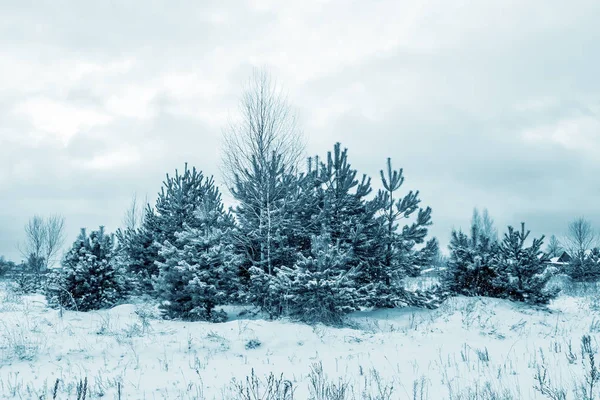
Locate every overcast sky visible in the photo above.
<box><xmin>1</xmin><ymin>0</ymin><xmax>600</xmax><ymax>261</ymax></box>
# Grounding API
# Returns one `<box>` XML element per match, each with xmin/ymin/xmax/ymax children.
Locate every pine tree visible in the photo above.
<box><xmin>116</xmin><ymin>164</ymin><xmax>217</xmax><ymax>293</ymax></box>
<box><xmin>0</xmin><ymin>256</ymin><xmax>14</xmax><ymax>278</ymax></box>
<box><xmin>381</xmin><ymin>160</ymin><xmax>434</xmax><ymax>274</ymax></box>
<box><xmin>354</xmin><ymin>157</ymin><xmax>434</xmax><ymax>307</ymax></box>
<box><xmin>232</xmin><ymin>152</ymin><xmax>298</xmax><ymax>313</ymax></box>
<box><xmin>154</xmin><ymin>176</ymin><xmax>239</xmax><ymax>321</ymax></box>
<box><xmin>570</xmin><ymin>247</ymin><xmax>600</xmax><ymax>282</ymax></box>
<box><xmin>316</xmin><ymin>143</ymin><xmax>382</xmax><ymax>280</ymax></box>
<box><xmin>583</xmin><ymin>248</ymin><xmax>600</xmax><ymax>281</ymax></box>
<box><xmin>273</xmin><ymin>234</ymin><xmax>359</xmax><ymax>325</ymax></box>
<box><xmin>284</xmin><ymin>156</ymin><xmax>324</xmax><ymax>258</ymax></box>
<box><xmin>444</xmin><ymin>229</ymin><xmax>499</xmax><ymax>297</ymax></box>
<box><xmin>46</xmin><ymin>227</ymin><xmax>123</xmax><ymax>311</ymax></box>
<box><xmin>493</xmin><ymin>223</ymin><xmax>559</xmax><ymax>304</ymax></box>
<box><xmin>115</xmin><ymin>219</ymin><xmax>156</xmax><ymax>294</ymax></box>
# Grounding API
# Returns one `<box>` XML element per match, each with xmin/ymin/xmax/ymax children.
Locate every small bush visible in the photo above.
<box><xmin>0</xmin><ymin>322</ymin><xmax>45</xmax><ymax>364</ymax></box>
<box><xmin>232</xmin><ymin>369</ymin><xmax>294</xmax><ymax>400</ymax></box>
<box><xmin>45</xmin><ymin>227</ymin><xmax>124</xmax><ymax>312</ymax></box>
<box><xmin>245</xmin><ymin>339</ymin><xmax>262</xmax><ymax>350</ymax></box>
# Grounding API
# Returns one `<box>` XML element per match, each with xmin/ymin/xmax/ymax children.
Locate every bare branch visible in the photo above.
<box><xmin>565</xmin><ymin>217</ymin><xmax>598</xmax><ymax>260</ymax></box>
<box><xmin>546</xmin><ymin>235</ymin><xmax>563</xmax><ymax>258</ymax></box>
<box><xmin>220</xmin><ymin>67</ymin><xmax>305</xmax><ymax>191</ymax></box>
<box><xmin>44</xmin><ymin>215</ymin><xmax>66</xmax><ymax>269</ymax></box>
<box><xmin>122</xmin><ymin>193</ymin><xmax>146</xmax><ymax>231</ymax></box>
<box><xmin>21</xmin><ymin>215</ymin><xmax>46</xmax><ymax>260</ymax></box>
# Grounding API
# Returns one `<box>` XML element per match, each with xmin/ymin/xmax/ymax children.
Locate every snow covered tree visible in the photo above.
<box><xmin>316</xmin><ymin>143</ymin><xmax>382</xmax><ymax>280</ymax></box>
<box><xmin>0</xmin><ymin>256</ymin><xmax>14</xmax><ymax>278</ymax></box>
<box><xmin>336</xmin><ymin>157</ymin><xmax>435</xmax><ymax>308</ymax></box>
<box><xmin>444</xmin><ymin>229</ymin><xmax>499</xmax><ymax>297</ymax></box>
<box><xmin>583</xmin><ymin>248</ymin><xmax>600</xmax><ymax>281</ymax></box>
<box><xmin>273</xmin><ymin>234</ymin><xmax>359</xmax><ymax>325</ymax></box>
<box><xmin>154</xmin><ymin>224</ymin><xmax>238</xmax><ymax>321</ymax></box>
<box><xmin>565</xmin><ymin>217</ymin><xmax>598</xmax><ymax>281</ymax></box>
<box><xmin>570</xmin><ymin>247</ymin><xmax>600</xmax><ymax>282</ymax></box>
<box><xmin>152</xmin><ymin>171</ymin><xmax>240</xmax><ymax>321</ymax></box>
<box><xmin>115</xmin><ymin>221</ymin><xmax>156</xmax><ymax>294</ymax></box>
<box><xmin>445</xmin><ymin>221</ymin><xmax>558</xmax><ymax>304</ymax></box>
<box><xmin>377</xmin><ymin>158</ymin><xmax>434</xmax><ymax>280</ymax></box>
<box><xmin>233</xmin><ymin>153</ymin><xmax>296</xmax><ymax>276</ymax></box>
<box><xmin>46</xmin><ymin>227</ymin><xmax>123</xmax><ymax>311</ymax></box>
<box><xmin>233</xmin><ymin>141</ymin><xmax>442</xmax><ymax>315</ymax></box>
<box><xmin>493</xmin><ymin>223</ymin><xmax>559</xmax><ymax>304</ymax></box>
<box><xmin>232</xmin><ymin>151</ymin><xmax>300</xmax><ymax>313</ymax></box>
<box><xmin>116</xmin><ymin>164</ymin><xmax>217</xmax><ymax>293</ymax></box>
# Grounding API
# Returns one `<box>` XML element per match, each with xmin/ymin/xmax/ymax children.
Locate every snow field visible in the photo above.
<box><xmin>1</xmin><ymin>280</ymin><xmax>600</xmax><ymax>399</ymax></box>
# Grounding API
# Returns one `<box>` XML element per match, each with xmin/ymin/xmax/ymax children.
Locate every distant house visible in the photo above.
<box><xmin>545</xmin><ymin>251</ymin><xmax>572</xmax><ymax>274</ymax></box>
<box><xmin>548</xmin><ymin>251</ymin><xmax>572</xmax><ymax>266</ymax></box>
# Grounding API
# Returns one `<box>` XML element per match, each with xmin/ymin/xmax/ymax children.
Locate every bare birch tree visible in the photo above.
<box><xmin>565</xmin><ymin>217</ymin><xmax>597</xmax><ymax>259</ymax></box>
<box><xmin>221</xmin><ymin>68</ymin><xmax>304</xmax><ymax>278</ymax></box>
<box><xmin>221</xmin><ymin>67</ymin><xmax>305</xmax><ymax>190</ymax></box>
<box><xmin>21</xmin><ymin>215</ymin><xmax>45</xmax><ymax>262</ymax></box>
<box><xmin>44</xmin><ymin>214</ymin><xmax>66</xmax><ymax>269</ymax></box>
<box><xmin>122</xmin><ymin>193</ymin><xmax>146</xmax><ymax>231</ymax></box>
<box><xmin>546</xmin><ymin>234</ymin><xmax>563</xmax><ymax>258</ymax></box>
<box><xmin>471</xmin><ymin>207</ymin><xmax>498</xmax><ymax>244</ymax></box>
<box><xmin>20</xmin><ymin>214</ymin><xmax>66</xmax><ymax>271</ymax></box>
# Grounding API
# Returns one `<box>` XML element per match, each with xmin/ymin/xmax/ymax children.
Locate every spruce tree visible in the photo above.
<box><xmin>46</xmin><ymin>227</ymin><xmax>123</xmax><ymax>311</ymax></box>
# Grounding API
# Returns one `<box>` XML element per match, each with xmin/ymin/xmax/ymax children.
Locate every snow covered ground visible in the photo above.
<box><xmin>1</xmin><ymin>279</ymin><xmax>599</xmax><ymax>399</ymax></box>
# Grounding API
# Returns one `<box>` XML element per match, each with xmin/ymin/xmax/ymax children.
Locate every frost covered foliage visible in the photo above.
<box><xmin>234</xmin><ymin>143</ymin><xmax>440</xmax><ymax>319</ymax></box>
<box><xmin>115</xmin><ymin>220</ymin><xmax>157</xmax><ymax>294</ymax></box>
<box><xmin>445</xmin><ymin>228</ymin><xmax>500</xmax><ymax>298</ymax></box>
<box><xmin>116</xmin><ymin>164</ymin><xmax>222</xmax><ymax>294</ymax></box>
<box><xmin>232</xmin><ymin>151</ymin><xmax>300</xmax><ymax>302</ymax></box>
<box><xmin>274</xmin><ymin>234</ymin><xmax>359</xmax><ymax>325</ymax></box>
<box><xmin>493</xmin><ymin>223</ymin><xmax>559</xmax><ymax>304</ymax></box>
<box><xmin>445</xmin><ymin>222</ymin><xmax>559</xmax><ymax>305</ymax></box>
<box><xmin>376</xmin><ymin>157</ymin><xmax>435</xmax><ymax>283</ymax></box>
<box><xmin>154</xmin><ymin>177</ymin><xmax>239</xmax><ymax>322</ymax></box>
<box><xmin>46</xmin><ymin>227</ymin><xmax>123</xmax><ymax>311</ymax></box>
<box><xmin>569</xmin><ymin>248</ymin><xmax>600</xmax><ymax>282</ymax></box>
<box><xmin>0</xmin><ymin>256</ymin><xmax>14</xmax><ymax>277</ymax></box>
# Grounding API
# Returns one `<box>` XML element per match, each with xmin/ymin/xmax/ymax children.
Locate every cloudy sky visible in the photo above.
<box><xmin>1</xmin><ymin>0</ymin><xmax>600</xmax><ymax>260</ymax></box>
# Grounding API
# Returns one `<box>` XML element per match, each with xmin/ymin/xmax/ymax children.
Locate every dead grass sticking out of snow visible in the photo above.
<box><xmin>0</xmin><ymin>278</ymin><xmax>600</xmax><ymax>399</ymax></box>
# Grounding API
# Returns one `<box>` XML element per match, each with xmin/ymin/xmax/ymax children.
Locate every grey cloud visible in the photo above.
<box><xmin>1</xmin><ymin>0</ymin><xmax>600</xmax><ymax>260</ymax></box>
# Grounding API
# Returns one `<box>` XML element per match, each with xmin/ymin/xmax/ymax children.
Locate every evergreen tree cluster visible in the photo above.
<box><xmin>45</xmin><ymin>141</ymin><xmax>560</xmax><ymax>322</ymax></box>
<box><xmin>46</xmin><ymin>143</ymin><xmax>442</xmax><ymax>324</ymax></box>
<box><xmin>0</xmin><ymin>256</ymin><xmax>15</xmax><ymax>278</ymax></box>
<box><xmin>568</xmin><ymin>248</ymin><xmax>600</xmax><ymax>282</ymax></box>
<box><xmin>444</xmin><ymin>219</ymin><xmax>559</xmax><ymax>305</ymax></box>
